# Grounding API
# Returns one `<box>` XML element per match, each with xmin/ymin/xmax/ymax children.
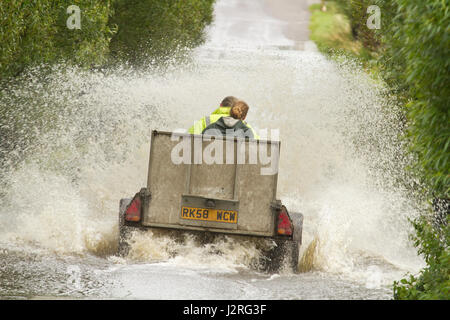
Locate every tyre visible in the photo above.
<box><xmin>118</xmin><ymin>198</ymin><xmax>132</xmax><ymax>256</ymax></box>
<box><xmin>263</xmin><ymin>238</ymin><xmax>299</xmax><ymax>273</ymax></box>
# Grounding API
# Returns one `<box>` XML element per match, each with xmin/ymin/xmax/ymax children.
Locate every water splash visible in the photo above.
<box><xmin>0</xmin><ymin>48</ymin><xmax>424</xmax><ymax>283</ymax></box>
<box><xmin>126</xmin><ymin>229</ymin><xmax>269</xmax><ymax>272</ymax></box>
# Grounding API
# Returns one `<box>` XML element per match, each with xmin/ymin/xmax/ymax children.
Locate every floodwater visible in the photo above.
<box><xmin>0</xmin><ymin>0</ymin><xmax>425</xmax><ymax>299</ymax></box>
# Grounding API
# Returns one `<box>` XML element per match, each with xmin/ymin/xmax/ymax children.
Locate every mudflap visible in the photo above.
<box><xmin>262</xmin><ymin>211</ymin><xmax>303</xmax><ymax>273</ymax></box>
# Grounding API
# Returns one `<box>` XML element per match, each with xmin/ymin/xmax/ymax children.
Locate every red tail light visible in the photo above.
<box><xmin>277</xmin><ymin>206</ymin><xmax>293</xmax><ymax>236</ymax></box>
<box><xmin>125</xmin><ymin>194</ymin><xmax>141</xmax><ymax>222</ymax></box>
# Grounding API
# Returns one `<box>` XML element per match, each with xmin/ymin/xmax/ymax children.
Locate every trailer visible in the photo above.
<box><xmin>119</xmin><ymin>130</ymin><xmax>303</xmax><ymax>271</ymax></box>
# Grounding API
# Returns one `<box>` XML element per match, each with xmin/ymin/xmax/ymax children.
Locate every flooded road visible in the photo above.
<box><xmin>1</xmin><ymin>245</ymin><xmax>393</xmax><ymax>299</ymax></box>
<box><xmin>0</xmin><ymin>0</ymin><xmax>424</xmax><ymax>300</ymax></box>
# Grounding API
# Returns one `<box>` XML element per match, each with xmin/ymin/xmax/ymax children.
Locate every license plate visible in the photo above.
<box><xmin>181</xmin><ymin>206</ymin><xmax>238</xmax><ymax>224</ymax></box>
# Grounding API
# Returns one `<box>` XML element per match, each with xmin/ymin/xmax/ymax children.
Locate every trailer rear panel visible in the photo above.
<box><xmin>142</xmin><ymin>131</ymin><xmax>281</xmax><ymax>237</ymax></box>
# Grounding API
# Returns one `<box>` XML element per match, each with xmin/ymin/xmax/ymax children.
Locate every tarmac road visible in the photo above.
<box><xmin>207</xmin><ymin>0</ymin><xmax>320</xmax><ymax>50</ymax></box>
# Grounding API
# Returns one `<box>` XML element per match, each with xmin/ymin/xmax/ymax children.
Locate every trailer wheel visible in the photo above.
<box><xmin>283</xmin><ymin>239</ymin><xmax>300</xmax><ymax>272</ymax></box>
<box><xmin>118</xmin><ymin>198</ymin><xmax>132</xmax><ymax>257</ymax></box>
<box><xmin>261</xmin><ymin>238</ymin><xmax>299</xmax><ymax>273</ymax></box>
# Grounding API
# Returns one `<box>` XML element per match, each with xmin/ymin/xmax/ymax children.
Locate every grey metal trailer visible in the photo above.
<box><xmin>119</xmin><ymin>130</ymin><xmax>303</xmax><ymax>272</ymax></box>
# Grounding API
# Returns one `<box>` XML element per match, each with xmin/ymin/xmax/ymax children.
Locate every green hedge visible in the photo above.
<box><xmin>312</xmin><ymin>0</ymin><xmax>449</xmax><ymax>300</ymax></box>
<box><xmin>393</xmin><ymin>215</ymin><xmax>449</xmax><ymax>300</ymax></box>
<box><xmin>330</xmin><ymin>0</ymin><xmax>449</xmax><ymax>197</ymax></box>
<box><xmin>108</xmin><ymin>0</ymin><xmax>215</xmax><ymax>66</ymax></box>
<box><xmin>376</xmin><ymin>0</ymin><xmax>449</xmax><ymax>198</ymax></box>
<box><xmin>0</xmin><ymin>1</ymin><xmax>113</xmax><ymax>78</ymax></box>
<box><xmin>378</xmin><ymin>0</ymin><xmax>449</xmax><ymax>300</ymax></box>
<box><xmin>0</xmin><ymin>0</ymin><xmax>216</xmax><ymax>78</ymax></box>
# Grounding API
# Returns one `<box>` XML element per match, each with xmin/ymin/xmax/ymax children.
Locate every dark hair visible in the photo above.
<box><xmin>230</xmin><ymin>101</ymin><xmax>249</xmax><ymax>120</ymax></box>
<box><xmin>220</xmin><ymin>96</ymin><xmax>239</xmax><ymax>107</ymax></box>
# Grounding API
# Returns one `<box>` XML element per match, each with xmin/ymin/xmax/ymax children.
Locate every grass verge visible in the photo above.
<box><xmin>308</xmin><ymin>1</ymin><xmax>379</xmax><ymax>75</ymax></box>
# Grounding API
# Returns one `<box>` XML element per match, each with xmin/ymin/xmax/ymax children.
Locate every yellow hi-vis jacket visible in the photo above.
<box><xmin>188</xmin><ymin>107</ymin><xmax>259</xmax><ymax>139</ymax></box>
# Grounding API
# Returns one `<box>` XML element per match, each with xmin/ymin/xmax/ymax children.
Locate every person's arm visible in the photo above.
<box><xmin>189</xmin><ymin>117</ymin><xmax>206</xmax><ymax>134</ymax></box>
<box><xmin>244</xmin><ymin>122</ymin><xmax>259</xmax><ymax>139</ymax></box>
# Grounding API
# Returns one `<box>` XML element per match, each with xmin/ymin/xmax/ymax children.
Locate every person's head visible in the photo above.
<box><xmin>230</xmin><ymin>100</ymin><xmax>249</xmax><ymax>120</ymax></box>
<box><xmin>220</xmin><ymin>96</ymin><xmax>239</xmax><ymax>108</ymax></box>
